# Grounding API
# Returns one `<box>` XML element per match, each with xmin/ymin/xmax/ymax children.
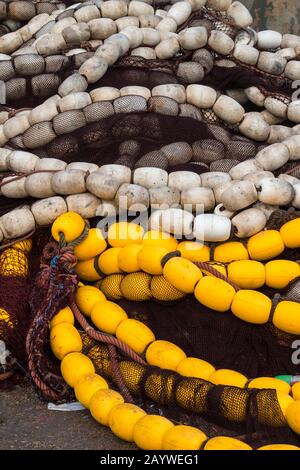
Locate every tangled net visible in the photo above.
<box><xmin>1</xmin><ymin>0</ymin><xmax>300</xmax><ymax>451</ymax></box>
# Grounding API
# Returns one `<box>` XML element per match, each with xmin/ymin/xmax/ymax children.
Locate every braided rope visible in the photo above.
<box><xmin>69</xmin><ymin>294</ymin><xmax>147</xmax><ymax>367</ymax></box>
<box><xmin>193</xmin><ymin>261</ymin><xmax>241</xmax><ymax>291</ymax></box>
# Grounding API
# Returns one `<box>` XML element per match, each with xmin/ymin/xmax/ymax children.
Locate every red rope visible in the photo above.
<box><xmin>70</xmin><ymin>295</ymin><xmax>147</xmax><ymax>366</ymax></box>
<box><xmin>193</xmin><ymin>262</ymin><xmax>241</xmax><ymax>291</ymax></box>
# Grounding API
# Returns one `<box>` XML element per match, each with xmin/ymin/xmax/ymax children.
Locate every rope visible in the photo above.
<box><xmin>0</xmin><ymin>229</ymin><xmax>36</xmax><ymax>251</ymax></box>
<box><xmin>0</xmin><ymin>169</ymin><xmax>59</xmax><ymax>189</ymax></box>
<box><xmin>193</xmin><ymin>261</ymin><xmax>241</xmax><ymax>291</ymax></box>
<box><xmin>69</xmin><ymin>295</ymin><xmax>147</xmax><ymax>367</ymax></box>
<box><xmin>59</xmin><ymin>220</ymin><xmax>90</xmax><ymax>248</ymax></box>
<box><xmin>107</xmin><ymin>344</ymin><xmax>134</xmax><ymax>403</ymax></box>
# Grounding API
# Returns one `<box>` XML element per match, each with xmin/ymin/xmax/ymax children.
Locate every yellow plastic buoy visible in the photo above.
<box><xmin>227</xmin><ymin>260</ymin><xmax>265</xmax><ymax>289</ymax></box>
<box><xmin>209</xmin><ymin>369</ymin><xmax>248</xmax><ymax>388</ymax></box>
<box><xmin>177</xmin><ymin>241</ymin><xmax>210</xmax><ymax>262</ymax></box>
<box><xmin>194</xmin><ymin>276</ymin><xmax>236</xmax><ymax>312</ymax></box>
<box><xmin>116</xmin><ymin>319</ymin><xmax>155</xmax><ymax>354</ymax></box>
<box><xmin>74</xmin><ymin>228</ymin><xmax>107</xmax><ymax>261</ymax></box>
<box><xmin>51</xmin><ymin>212</ymin><xmax>85</xmax><ymax>243</ymax></box>
<box><xmin>99</xmin><ymin>274</ymin><xmax>124</xmax><ymax>300</ymax></box>
<box><xmin>61</xmin><ymin>352</ymin><xmax>95</xmax><ymax>387</ymax></box>
<box><xmin>163</xmin><ymin>257</ymin><xmax>202</xmax><ymax>294</ymax></box>
<box><xmin>176</xmin><ymin>357</ymin><xmax>215</xmax><ymax>380</ymax></box>
<box><xmin>90</xmin><ymin>389</ymin><xmax>124</xmax><ymax>426</ymax></box>
<box><xmin>120</xmin><ymin>272</ymin><xmax>152</xmax><ymax>301</ymax></box>
<box><xmin>292</xmin><ymin>382</ymin><xmax>300</xmax><ymax>400</ymax></box>
<box><xmin>75</xmin><ymin>285</ymin><xmax>106</xmax><ymax>317</ymax></box>
<box><xmin>108</xmin><ymin>222</ymin><xmax>144</xmax><ymax>247</ymax></box>
<box><xmin>75</xmin><ymin>258</ymin><xmax>102</xmax><ymax>282</ymax></box>
<box><xmin>162</xmin><ymin>425</ymin><xmax>207</xmax><ymax>450</ymax></box>
<box><xmin>109</xmin><ymin>403</ymin><xmax>146</xmax><ymax>442</ymax></box>
<box><xmin>286</xmin><ymin>400</ymin><xmax>300</xmax><ymax>435</ymax></box>
<box><xmin>50</xmin><ymin>322</ymin><xmax>82</xmax><ymax>360</ymax></box>
<box><xmin>133</xmin><ymin>415</ymin><xmax>174</xmax><ymax>450</ymax></box>
<box><xmin>150</xmin><ymin>276</ymin><xmax>186</xmax><ymax>301</ymax></box>
<box><xmin>98</xmin><ymin>247</ymin><xmax>123</xmax><ymax>275</ymax></box>
<box><xmin>74</xmin><ymin>373</ymin><xmax>108</xmax><ymax>409</ymax></box>
<box><xmin>273</xmin><ymin>301</ymin><xmax>300</xmax><ymax>335</ymax></box>
<box><xmin>117</xmin><ymin>244</ymin><xmax>143</xmax><ymax>273</ymax></box>
<box><xmin>91</xmin><ymin>300</ymin><xmax>128</xmax><ymax>335</ymax></box>
<box><xmin>146</xmin><ymin>340</ymin><xmax>186</xmax><ymax>371</ymax></box>
<box><xmin>142</xmin><ymin>230</ymin><xmax>178</xmax><ymax>251</ymax></box>
<box><xmin>277</xmin><ymin>391</ymin><xmax>294</xmax><ymax>418</ymax></box>
<box><xmin>50</xmin><ymin>306</ymin><xmax>74</xmax><ymax>328</ymax></box>
<box><xmin>204</xmin><ymin>436</ymin><xmax>252</xmax><ymax>450</ymax></box>
<box><xmin>265</xmin><ymin>260</ymin><xmax>300</xmax><ymax>289</ymax></box>
<box><xmin>231</xmin><ymin>290</ymin><xmax>272</xmax><ymax>324</ymax></box>
<box><xmin>137</xmin><ymin>246</ymin><xmax>168</xmax><ymax>275</ymax></box>
<box><xmin>214</xmin><ymin>242</ymin><xmax>249</xmax><ymax>263</ymax></box>
<box><xmin>247</xmin><ymin>230</ymin><xmax>285</xmax><ymax>261</ymax></box>
<box><xmin>280</xmin><ymin>218</ymin><xmax>300</xmax><ymax>248</ymax></box>
<box><xmin>248</xmin><ymin>377</ymin><xmax>291</xmax><ymax>395</ymax></box>
<box><xmin>258</xmin><ymin>444</ymin><xmax>300</xmax><ymax>450</ymax></box>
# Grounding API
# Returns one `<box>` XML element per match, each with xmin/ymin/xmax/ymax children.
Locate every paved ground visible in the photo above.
<box><xmin>0</xmin><ymin>384</ymin><xmax>135</xmax><ymax>450</ymax></box>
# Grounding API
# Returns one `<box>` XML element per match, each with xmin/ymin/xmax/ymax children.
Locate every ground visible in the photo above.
<box><xmin>0</xmin><ymin>384</ymin><xmax>135</xmax><ymax>450</ymax></box>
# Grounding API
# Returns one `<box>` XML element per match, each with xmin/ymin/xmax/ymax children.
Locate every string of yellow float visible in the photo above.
<box><xmin>49</xmin><ymin>307</ymin><xmax>300</xmax><ymax>451</ymax></box>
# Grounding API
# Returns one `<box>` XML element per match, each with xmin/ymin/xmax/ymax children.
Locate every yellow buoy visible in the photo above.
<box><xmin>292</xmin><ymin>382</ymin><xmax>300</xmax><ymax>400</ymax></box>
<box><xmin>50</xmin><ymin>322</ymin><xmax>82</xmax><ymax>360</ymax></box>
<box><xmin>176</xmin><ymin>357</ymin><xmax>215</xmax><ymax>381</ymax></box>
<box><xmin>247</xmin><ymin>230</ymin><xmax>285</xmax><ymax>261</ymax></box>
<box><xmin>137</xmin><ymin>246</ymin><xmax>168</xmax><ymax>275</ymax></box>
<box><xmin>265</xmin><ymin>260</ymin><xmax>300</xmax><ymax>289</ymax></box>
<box><xmin>177</xmin><ymin>241</ymin><xmax>210</xmax><ymax>262</ymax></box>
<box><xmin>273</xmin><ymin>301</ymin><xmax>300</xmax><ymax>335</ymax></box>
<box><xmin>98</xmin><ymin>247</ymin><xmax>123</xmax><ymax>275</ymax></box>
<box><xmin>286</xmin><ymin>400</ymin><xmax>300</xmax><ymax>435</ymax></box>
<box><xmin>108</xmin><ymin>222</ymin><xmax>144</xmax><ymax>247</ymax></box>
<box><xmin>142</xmin><ymin>230</ymin><xmax>178</xmax><ymax>251</ymax></box>
<box><xmin>74</xmin><ymin>228</ymin><xmax>107</xmax><ymax>261</ymax></box>
<box><xmin>163</xmin><ymin>257</ymin><xmax>202</xmax><ymax>294</ymax></box>
<box><xmin>280</xmin><ymin>218</ymin><xmax>300</xmax><ymax>248</ymax></box>
<box><xmin>209</xmin><ymin>369</ymin><xmax>248</xmax><ymax>388</ymax></box>
<box><xmin>258</xmin><ymin>444</ymin><xmax>300</xmax><ymax>450</ymax></box>
<box><xmin>75</xmin><ymin>285</ymin><xmax>106</xmax><ymax>317</ymax></box>
<box><xmin>133</xmin><ymin>415</ymin><xmax>174</xmax><ymax>450</ymax></box>
<box><xmin>51</xmin><ymin>212</ymin><xmax>85</xmax><ymax>243</ymax></box>
<box><xmin>99</xmin><ymin>274</ymin><xmax>125</xmax><ymax>300</ymax></box>
<box><xmin>60</xmin><ymin>352</ymin><xmax>95</xmax><ymax>387</ymax></box>
<box><xmin>117</xmin><ymin>244</ymin><xmax>143</xmax><ymax>273</ymax></box>
<box><xmin>146</xmin><ymin>340</ymin><xmax>186</xmax><ymax>371</ymax></box>
<box><xmin>204</xmin><ymin>436</ymin><xmax>252</xmax><ymax>450</ymax></box>
<box><xmin>74</xmin><ymin>373</ymin><xmax>108</xmax><ymax>409</ymax></box>
<box><xmin>116</xmin><ymin>319</ymin><xmax>155</xmax><ymax>354</ymax></box>
<box><xmin>231</xmin><ymin>290</ymin><xmax>272</xmax><ymax>324</ymax></box>
<box><xmin>214</xmin><ymin>242</ymin><xmax>249</xmax><ymax>263</ymax></box>
<box><xmin>227</xmin><ymin>260</ymin><xmax>265</xmax><ymax>289</ymax></box>
<box><xmin>109</xmin><ymin>403</ymin><xmax>146</xmax><ymax>442</ymax></box>
<box><xmin>162</xmin><ymin>425</ymin><xmax>207</xmax><ymax>450</ymax></box>
<box><xmin>91</xmin><ymin>300</ymin><xmax>128</xmax><ymax>335</ymax></box>
<box><xmin>90</xmin><ymin>389</ymin><xmax>124</xmax><ymax>426</ymax></box>
<box><xmin>75</xmin><ymin>258</ymin><xmax>102</xmax><ymax>282</ymax></box>
<box><xmin>248</xmin><ymin>377</ymin><xmax>291</xmax><ymax>395</ymax></box>
<box><xmin>194</xmin><ymin>276</ymin><xmax>236</xmax><ymax>312</ymax></box>
<box><xmin>0</xmin><ymin>248</ymin><xmax>29</xmax><ymax>277</ymax></box>
<box><xmin>120</xmin><ymin>272</ymin><xmax>152</xmax><ymax>301</ymax></box>
<box><xmin>150</xmin><ymin>275</ymin><xmax>186</xmax><ymax>301</ymax></box>
<box><xmin>50</xmin><ymin>306</ymin><xmax>74</xmax><ymax>328</ymax></box>
<box><xmin>13</xmin><ymin>239</ymin><xmax>32</xmax><ymax>252</ymax></box>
